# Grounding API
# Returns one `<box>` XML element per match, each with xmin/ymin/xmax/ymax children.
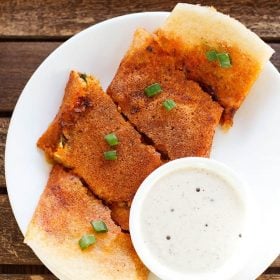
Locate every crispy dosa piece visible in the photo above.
<box><xmin>157</xmin><ymin>3</ymin><xmax>274</xmax><ymax>127</ymax></box>
<box><xmin>111</xmin><ymin>202</ymin><xmax>130</xmax><ymax>231</ymax></box>
<box><xmin>107</xmin><ymin>28</ymin><xmax>223</xmax><ymax>159</ymax></box>
<box><xmin>37</xmin><ymin>71</ymin><xmax>162</xmax><ymax>203</ymax></box>
<box><xmin>25</xmin><ymin>165</ymin><xmax>148</xmax><ymax>279</ymax></box>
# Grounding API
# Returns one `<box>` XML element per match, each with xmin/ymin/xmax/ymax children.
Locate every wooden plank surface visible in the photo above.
<box><xmin>0</xmin><ymin>275</ymin><xmax>56</xmax><ymax>280</ymax></box>
<box><xmin>0</xmin><ymin>119</ymin><xmax>9</xmax><ymax>187</ymax></box>
<box><xmin>0</xmin><ymin>265</ymin><xmax>51</xmax><ymax>275</ymax></box>
<box><xmin>258</xmin><ymin>276</ymin><xmax>280</xmax><ymax>280</ymax></box>
<box><xmin>0</xmin><ymin>195</ymin><xmax>41</xmax><ymax>265</ymax></box>
<box><xmin>0</xmin><ymin>42</ymin><xmax>279</xmax><ymax>113</ymax></box>
<box><xmin>0</xmin><ymin>0</ymin><xmax>279</xmax><ymax>39</ymax></box>
<box><xmin>273</xmin><ymin>257</ymin><xmax>280</xmax><ymax>268</ymax></box>
<box><xmin>0</xmin><ymin>42</ymin><xmax>61</xmax><ymax>112</ymax></box>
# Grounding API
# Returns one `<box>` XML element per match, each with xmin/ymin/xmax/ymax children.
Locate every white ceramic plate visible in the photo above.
<box><xmin>5</xmin><ymin>12</ymin><xmax>280</xmax><ymax>280</ymax></box>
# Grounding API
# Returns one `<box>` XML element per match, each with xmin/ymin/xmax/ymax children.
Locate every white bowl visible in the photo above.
<box><xmin>130</xmin><ymin>157</ymin><xmax>256</xmax><ymax>280</ymax></box>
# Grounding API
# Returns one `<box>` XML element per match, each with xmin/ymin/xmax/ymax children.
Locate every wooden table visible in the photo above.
<box><xmin>0</xmin><ymin>0</ymin><xmax>279</xmax><ymax>279</ymax></box>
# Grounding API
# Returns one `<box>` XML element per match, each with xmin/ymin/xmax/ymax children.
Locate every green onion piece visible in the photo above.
<box><xmin>104</xmin><ymin>150</ymin><xmax>117</xmax><ymax>160</ymax></box>
<box><xmin>144</xmin><ymin>83</ymin><xmax>162</xmax><ymax>97</ymax></box>
<box><xmin>79</xmin><ymin>234</ymin><xmax>96</xmax><ymax>250</ymax></box>
<box><xmin>217</xmin><ymin>53</ymin><xmax>232</xmax><ymax>68</ymax></box>
<box><xmin>104</xmin><ymin>133</ymin><xmax>119</xmax><ymax>146</ymax></box>
<box><xmin>91</xmin><ymin>220</ymin><xmax>108</xmax><ymax>233</ymax></box>
<box><xmin>206</xmin><ymin>50</ymin><xmax>218</xmax><ymax>61</ymax></box>
<box><xmin>163</xmin><ymin>99</ymin><xmax>176</xmax><ymax>111</ymax></box>
<box><xmin>79</xmin><ymin>73</ymin><xmax>87</xmax><ymax>83</ymax></box>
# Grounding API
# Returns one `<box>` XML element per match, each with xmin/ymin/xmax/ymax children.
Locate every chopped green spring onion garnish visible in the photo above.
<box><xmin>91</xmin><ymin>220</ymin><xmax>108</xmax><ymax>233</ymax></box>
<box><xmin>206</xmin><ymin>50</ymin><xmax>232</xmax><ymax>68</ymax></box>
<box><xmin>163</xmin><ymin>99</ymin><xmax>176</xmax><ymax>111</ymax></box>
<box><xmin>104</xmin><ymin>133</ymin><xmax>119</xmax><ymax>146</ymax></box>
<box><xmin>79</xmin><ymin>234</ymin><xmax>96</xmax><ymax>250</ymax></box>
<box><xmin>144</xmin><ymin>83</ymin><xmax>162</xmax><ymax>97</ymax></box>
<box><xmin>79</xmin><ymin>73</ymin><xmax>87</xmax><ymax>83</ymax></box>
<box><xmin>206</xmin><ymin>50</ymin><xmax>218</xmax><ymax>61</ymax></box>
<box><xmin>104</xmin><ymin>150</ymin><xmax>117</xmax><ymax>160</ymax></box>
<box><xmin>217</xmin><ymin>53</ymin><xmax>232</xmax><ymax>68</ymax></box>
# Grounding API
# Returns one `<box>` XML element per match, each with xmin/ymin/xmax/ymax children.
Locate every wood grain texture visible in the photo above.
<box><xmin>0</xmin><ymin>42</ymin><xmax>279</xmax><ymax>112</ymax></box>
<box><xmin>258</xmin><ymin>276</ymin><xmax>280</xmax><ymax>280</ymax></box>
<box><xmin>0</xmin><ymin>275</ymin><xmax>56</xmax><ymax>280</ymax></box>
<box><xmin>0</xmin><ymin>42</ymin><xmax>61</xmax><ymax>112</ymax></box>
<box><xmin>0</xmin><ymin>119</ymin><xmax>9</xmax><ymax>188</ymax></box>
<box><xmin>0</xmin><ymin>265</ymin><xmax>51</xmax><ymax>275</ymax></box>
<box><xmin>0</xmin><ymin>0</ymin><xmax>279</xmax><ymax>39</ymax></box>
<box><xmin>273</xmin><ymin>257</ymin><xmax>280</xmax><ymax>268</ymax></box>
<box><xmin>0</xmin><ymin>195</ymin><xmax>41</xmax><ymax>265</ymax></box>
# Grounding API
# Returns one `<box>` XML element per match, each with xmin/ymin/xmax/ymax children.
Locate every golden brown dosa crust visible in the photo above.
<box><xmin>156</xmin><ymin>3</ymin><xmax>274</xmax><ymax>127</ymax></box>
<box><xmin>25</xmin><ymin>165</ymin><xmax>148</xmax><ymax>279</ymax></box>
<box><xmin>37</xmin><ymin>71</ymin><xmax>162</xmax><ymax>203</ymax></box>
<box><xmin>156</xmin><ymin>34</ymin><xmax>256</xmax><ymax>127</ymax></box>
<box><xmin>31</xmin><ymin>165</ymin><xmax>120</xmax><ymax>237</ymax></box>
<box><xmin>111</xmin><ymin>202</ymin><xmax>130</xmax><ymax>231</ymax></box>
<box><xmin>107</xmin><ymin>29</ymin><xmax>223</xmax><ymax>159</ymax></box>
